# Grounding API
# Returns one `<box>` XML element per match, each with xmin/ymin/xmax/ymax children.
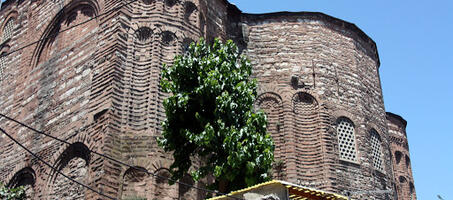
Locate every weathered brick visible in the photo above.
<box><xmin>0</xmin><ymin>0</ymin><xmax>415</xmax><ymax>199</ymax></box>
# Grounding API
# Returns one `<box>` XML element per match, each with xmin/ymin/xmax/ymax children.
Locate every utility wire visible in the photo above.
<box><xmin>0</xmin><ymin>0</ymin><xmax>244</xmax><ymax>198</ymax></box>
<box><xmin>0</xmin><ymin>127</ymin><xmax>117</xmax><ymax>200</ymax></box>
<box><xmin>0</xmin><ymin>113</ymin><xmax>244</xmax><ymax>200</ymax></box>
<box><xmin>0</xmin><ymin>0</ymin><xmax>140</xmax><ymax>58</ymax></box>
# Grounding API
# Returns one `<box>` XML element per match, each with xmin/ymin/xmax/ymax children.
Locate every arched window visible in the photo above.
<box><xmin>395</xmin><ymin>151</ymin><xmax>402</xmax><ymax>164</ymax></box>
<box><xmin>0</xmin><ymin>52</ymin><xmax>6</xmax><ymax>81</ymax></box>
<box><xmin>370</xmin><ymin>129</ymin><xmax>384</xmax><ymax>171</ymax></box>
<box><xmin>1</xmin><ymin>18</ymin><xmax>15</xmax><ymax>42</ymax></box>
<box><xmin>336</xmin><ymin>117</ymin><xmax>357</xmax><ymax>162</ymax></box>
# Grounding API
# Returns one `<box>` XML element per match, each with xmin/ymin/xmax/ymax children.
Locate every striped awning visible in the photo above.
<box><xmin>207</xmin><ymin>180</ymin><xmax>348</xmax><ymax>200</ymax></box>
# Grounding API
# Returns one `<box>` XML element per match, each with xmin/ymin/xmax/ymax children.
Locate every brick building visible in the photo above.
<box><xmin>0</xmin><ymin>0</ymin><xmax>415</xmax><ymax>199</ymax></box>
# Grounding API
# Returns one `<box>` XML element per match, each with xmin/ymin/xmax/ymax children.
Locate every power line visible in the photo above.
<box><xmin>0</xmin><ymin>0</ymin><xmax>140</xmax><ymax>58</ymax></box>
<box><xmin>0</xmin><ymin>113</ymin><xmax>244</xmax><ymax>200</ymax></box>
<box><xmin>0</xmin><ymin>127</ymin><xmax>117</xmax><ymax>200</ymax></box>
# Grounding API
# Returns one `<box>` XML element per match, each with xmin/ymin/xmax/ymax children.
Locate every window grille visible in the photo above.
<box><xmin>2</xmin><ymin>18</ymin><xmax>15</xmax><ymax>42</ymax></box>
<box><xmin>370</xmin><ymin>129</ymin><xmax>384</xmax><ymax>171</ymax></box>
<box><xmin>336</xmin><ymin>118</ymin><xmax>357</xmax><ymax>162</ymax></box>
<box><xmin>0</xmin><ymin>54</ymin><xmax>6</xmax><ymax>81</ymax></box>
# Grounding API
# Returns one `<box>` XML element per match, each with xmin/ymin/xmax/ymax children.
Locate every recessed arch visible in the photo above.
<box><xmin>395</xmin><ymin>151</ymin><xmax>402</xmax><ymax>164</ymax></box>
<box><xmin>256</xmin><ymin>92</ymin><xmax>283</xmax><ymax>165</ymax></box>
<box><xmin>405</xmin><ymin>154</ymin><xmax>411</xmax><ymax>168</ymax></box>
<box><xmin>7</xmin><ymin>167</ymin><xmax>36</xmax><ymax>188</ymax></box>
<box><xmin>135</xmin><ymin>27</ymin><xmax>153</xmax><ymax>42</ymax></box>
<box><xmin>53</xmin><ymin>142</ymin><xmax>90</xmax><ymax>175</ymax></box>
<box><xmin>49</xmin><ymin>142</ymin><xmax>90</xmax><ymax>199</ymax></box>
<box><xmin>162</xmin><ymin>31</ymin><xmax>176</xmax><ymax>46</ymax></box>
<box><xmin>121</xmin><ymin>166</ymin><xmax>149</xmax><ymax>199</ymax></box>
<box><xmin>7</xmin><ymin>167</ymin><xmax>36</xmax><ymax>198</ymax></box>
<box><xmin>292</xmin><ymin>92</ymin><xmax>318</xmax><ymax>114</ymax></box>
<box><xmin>31</xmin><ymin>0</ymin><xmax>100</xmax><ymax>67</ymax></box>
<box><xmin>164</xmin><ymin>0</ymin><xmax>179</xmax><ymax>7</ymax></box>
<box><xmin>184</xmin><ymin>1</ymin><xmax>197</xmax><ymax>21</ymax></box>
<box><xmin>399</xmin><ymin>176</ymin><xmax>407</xmax><ymax>183</ymax></box>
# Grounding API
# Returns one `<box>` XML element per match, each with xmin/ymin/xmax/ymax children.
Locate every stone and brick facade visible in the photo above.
<box><xmin>0</xmin><ymin>0</ymin><xmax>415</xmax><ymax>199</ymax></box>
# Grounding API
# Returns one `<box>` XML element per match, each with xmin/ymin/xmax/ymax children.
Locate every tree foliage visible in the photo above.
<box><xmin>0</xmin><ymin>183</ymin><xmax>25</xmax><ymax>200</ymax></box>
<box><xmin>159</xmin><ymin>38</ymin><xmax>274</xmax><ymax>192</ymax></box>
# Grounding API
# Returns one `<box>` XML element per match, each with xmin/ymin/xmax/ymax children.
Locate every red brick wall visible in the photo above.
<box><xmin>387</xmin><ymin>112</ymin><xmax>416</xmax><ymax>200</ymax></box>
<box><xmin>0</xmin><ymin>0</ymin><xmax>415</xmax><ymax>199</ymax></box>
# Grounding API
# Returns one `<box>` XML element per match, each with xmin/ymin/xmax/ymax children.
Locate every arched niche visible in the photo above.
<box><xmin>183</xmin><ymin>1</ymin><xmax>198</xmax><ymax>24</ymax></box>
<box><xmin>256</xmin><ymin>92</ymin><xmax>284</xmax><ymax>177</ymax></box>
<box><xmin>164</xmin><ymin>0</ymin><xmax>179</xmax><ymax>7</ymax></box>
<box><xmin>49</xmin><ymin>142</ymin><xmax>91</xmax><ymax>200</ymax></box>
<box><xmin>32</xmin><ymin>0</ymin><xmax>99</xmax><ymax>67</ymax></box>
<box><xmin>162</xmin><ymin>30</ymin><xmax>177</xmax><ymax>46</ymax></box>
<box><xmin>395</xmin><ymin>151</ymin><xmax>402</xmax><ymax>164</ymax></box>
<box><xmin>121</xmin><ymin>166</ymin><xmax>149</xmax><ymax>200</ymax></box>
<box><xmin>292</xmin><ymin>92</ymin><xmax>318</xmax><ymax>114</ymax></box>
<box><xmin>405</xmin><ymin>154</ymin><xmax>411</xmax><ymax>168</ymax></box>
<box><xmin>135</xmin><ymin>27</ymin><xmax>153</xmax><ymax>43</ymax></box>
<box><xmin>7</xmin><ymin>167</ymin><xmax>36</xmax><ymax>198</ymax></box>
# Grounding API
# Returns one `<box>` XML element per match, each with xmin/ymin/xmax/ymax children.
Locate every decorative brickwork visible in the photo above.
<box><xmin>0</xmin><ymin>0</ymin><xmax>415</xmax><ymax>199</ymax></box>
<box><xmin>387</xmin><ymin>112</ymin><xmax>416</xmax><ymax>200</ymax></box>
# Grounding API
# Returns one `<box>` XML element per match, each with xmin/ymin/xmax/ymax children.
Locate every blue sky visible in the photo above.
<box><xmin>229</xmin><ymin>0</ymin><xmax>453</xmax><ymax>199</ymax></box>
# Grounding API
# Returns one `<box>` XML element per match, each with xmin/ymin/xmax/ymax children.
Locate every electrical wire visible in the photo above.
<box><xmin>0</xmin><ymin>0</ymin><xmax>140</xmax><ymax>58</ymax></box>
<box><xmin>0</xmin><ymin>0</ymin><xmax>244</xmax><ymax>198</ymax></box>
<box><xmin>0</xmin><ymin>127</ymin><xmax>117</xmax><ymax>200</ymax></box>
<box><xmin>0</xmin><ymin>113</ymin><xmax>244</xmax><ymax>200</ymax></box>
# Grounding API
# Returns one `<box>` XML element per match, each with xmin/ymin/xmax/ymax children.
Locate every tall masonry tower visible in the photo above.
<box><xmin>0</xmin><ymin>0</ymin><xmax>415</xmax><ymax>199</ymax></box>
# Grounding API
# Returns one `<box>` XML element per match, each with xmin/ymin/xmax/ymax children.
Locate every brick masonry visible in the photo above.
<box><xmin>0</xmin><ymin>0</ymin><xmax>415</xmax><ymax>199</ymax></box>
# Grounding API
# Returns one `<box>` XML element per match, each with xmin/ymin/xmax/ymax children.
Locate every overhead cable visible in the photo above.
<box><xmin>0</xmin><ymin>127</ymin><xmax>117</xmax><ymax>200</ymax></box>
<box><xmin>0</xmin><ymin>113</ymin><xmax>244</xmax><ymax>200</ymax></box>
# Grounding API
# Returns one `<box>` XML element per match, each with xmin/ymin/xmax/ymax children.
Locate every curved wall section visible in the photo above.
<box><xmin>0</xmin><ymin>0</ymin><xmax>416</xmax><ymax>199</ymax></box>
<box><xmin>243</xmin><ymin>12</ymin><xmax>392</xmax><ymax>198</ymax></box>
<box><xmin>387</xmin><ymin>112</ymin><xmax>417</xmax><ymax>200</ymax></box>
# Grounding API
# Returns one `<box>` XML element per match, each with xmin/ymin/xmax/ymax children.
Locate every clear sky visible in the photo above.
<box><xmin>229</xmin><ymin>0</ymin><xmax>453</xmax><ymax>199</ymax></box>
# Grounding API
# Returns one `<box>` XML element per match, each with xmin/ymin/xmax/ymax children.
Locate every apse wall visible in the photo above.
<box><xmin>0</xmin><ymin>0</ymin><xmax>417</xmax><ymax>199</ymax></box>
<box><xmin>242</xmin><ymin>12</ymin><xmax>394</xmax><ymax>199</ymax></box>
<box><xmin>387</xmin><ymin>112</ymin><xmax>416</xmax><ymax>200</ymax></box>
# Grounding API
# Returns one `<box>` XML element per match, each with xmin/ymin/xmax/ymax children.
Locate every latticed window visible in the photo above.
<box><xmin>0</xmin><ymin>53</ymin><xmax>6</xmax><ymax>81</ymax></box>
<box><xmin>336</xmin><ymin>118</ymin><xmax>357</xmax><ymax>162</ymax></box>
<box><xmin>370</xmin><ymin>129</ymin><xmax>384</xmax><ymax>171</ymax></box>
<box><xmin>2</xmin><ymin>18</ymin><xmax>15</xmax><ymax>42</ymax></box>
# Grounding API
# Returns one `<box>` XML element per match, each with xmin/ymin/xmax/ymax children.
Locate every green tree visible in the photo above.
<box><xmin>0</xmin><ymin>183</ymin><xmax>25</xmax><ymax>200</ymax></box>
<box><xmin>159</xmin><ymin>38</ymin><xmax>274</xmax><ymax>193</ymax></box>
